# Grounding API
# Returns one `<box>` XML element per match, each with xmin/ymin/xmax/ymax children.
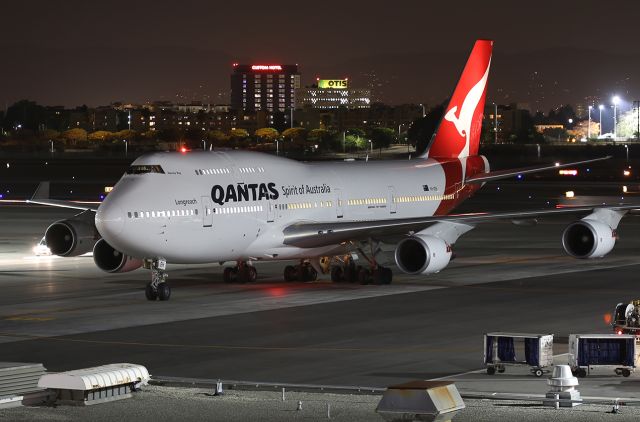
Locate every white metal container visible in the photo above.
<box><xmin>484</xmin><ymin>332</ymin><xmax>554</xmax><ymax>377</ymax></box>
<box><xmin>568</xmin><ymin>334</ymin><xmax>639</xmax><ymax>378</ymax></box>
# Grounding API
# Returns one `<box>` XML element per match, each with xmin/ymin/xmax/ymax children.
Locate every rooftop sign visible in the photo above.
<box><xmin>318</xmin><ymin>79</ymin><xmax>348</xmax><ymax>89</ymax></box>
<box><xmin>251</xmin><ymin>65</ymin><xmax>283</xmax><ymax>71</ymax></box>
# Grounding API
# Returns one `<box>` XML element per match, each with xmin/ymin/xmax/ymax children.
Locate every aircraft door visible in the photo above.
<box><xmin>201</xmin><ymin>196</ymin><xmax>213</xmax><ymax>227</ymax></box>
<box><xmin>335</xmin><ymin>188</ymin><xmax>344</xmax><ymax>218</ymax></box>
<box><xmin>267</xmin><ymin>201</ymin><xmax>275</xmax><ymax>222</ymax></box>
<box><xmin>388</xmin><ymin>186</ymin><xmax>397</xmax><ymax>214</ymax></box>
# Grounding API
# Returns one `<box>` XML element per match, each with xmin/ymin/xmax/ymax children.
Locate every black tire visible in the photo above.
<box><xmin>486</xmin><ymin>367</ymin><xmax>496</xmax><ymax>375</ymax></box>
<box><xmin>358</xmin><ymin>268</ymin><xmax>370</xmax><ymax>285</ymax></box>
<box><xmin>577</xmin><ymin>368</ymin><xmax>587</xmax><ymax>378</ymax></box>
<box><xmin>307</xmin><ymin>266</ymin><xmax>318</xmax><ymax>281</ymax></box>
<box><xmin>534</xmin><ymin>369</ymin><xmax>543</xmax><ymax>377</ymax></box>
<box><xmin>223</xmin><ymin>267</ymin><xmax>234</xmax><ymax>283</ymax></box>
<box><xmin>284</xmin><ymin>265</ymin><xmax>297</xmax><ymax>282</ymax></box>
<box><xmin>145</xmin><ymin>283</ymin><xmax>158</xmax><ymax>301</ymax></box>
<box><xmin>622</xmin><ymin>369</ymin><xmax>631</xmax><ymax>377</ymax></box>
<box><xmin>344</xmin><ymin>265</ymin><xmax>357</xmax><ymax>283</ymax></box>
<box><xmin>237</xmin><ymin>267</ymin><xmax>249</xmax><ymax>283</ymax></box>
<box><xmin>382</xmin><ymin>267</ymin><xmax>393</xmax><ymax>284</ymax></box>
<box><xmin>247</xmin><ymin>266</ymin><xmax>257</xmax><ymax>283</ymax></box>
<box><xmin>157</xmin><ymin>283</ymin><xmax>171</xmax><ymax>301</ymax></box>
<box><xmin>330</xmin><ymin>266</ymin><xmax>343</xmax><ymax>283</ymax></box>
<box><xmin>498</xmin><ymin>367</ymin><xmax>506</xmax><ymax>374</ymax></box>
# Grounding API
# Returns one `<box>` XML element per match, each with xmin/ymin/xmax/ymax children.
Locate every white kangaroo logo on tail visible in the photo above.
<box><xmin>444</xmin><ymin>58</ymin><xmax>491</xmax><ymax>158</ymax></box>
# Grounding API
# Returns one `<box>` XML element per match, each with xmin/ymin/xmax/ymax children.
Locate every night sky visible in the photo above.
<box><xmin>1</xmin><ymin>1</ymin><xmax>639</xmax><ymax>112</ymax></box>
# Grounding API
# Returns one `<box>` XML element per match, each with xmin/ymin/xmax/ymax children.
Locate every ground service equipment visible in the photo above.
<box><xmin>484</xmin><ymin>332</ymin><xmax>554</xmax><ymax>377</ymax></box>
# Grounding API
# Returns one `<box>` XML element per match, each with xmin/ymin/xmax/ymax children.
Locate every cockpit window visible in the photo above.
<box><xmin>126</xmin><ymin>165</ymin><xmax>165</xmax><ymax>175</ymax></box>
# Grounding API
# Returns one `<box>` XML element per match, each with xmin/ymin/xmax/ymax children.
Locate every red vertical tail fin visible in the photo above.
<box><xmin>424</xmin><ymin>40</ymin><xmax>493</xmax><ymax>159</ymax></box>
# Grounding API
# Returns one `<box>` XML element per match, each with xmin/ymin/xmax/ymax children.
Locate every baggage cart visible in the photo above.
<box><xmin>569</xmin><ymin>333</ymin><xmax>640</xmax><ymax>377</ymax></box>
<box><xmin>484</xmin><ymin>332</ymin><xmax>554</xmax><ymax>377</ymax></box>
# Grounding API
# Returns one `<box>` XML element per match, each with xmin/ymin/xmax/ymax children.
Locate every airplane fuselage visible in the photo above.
<box><xmin>95</xmin><ymin>151</ymin><xmax>488</xmax><ymax>264</ymax></box>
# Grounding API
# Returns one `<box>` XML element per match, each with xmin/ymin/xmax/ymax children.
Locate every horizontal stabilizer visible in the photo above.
<box><xmin>465</xmin><ymin>156</ymin><xmax>611</xmax><ymax>184</ymax></box>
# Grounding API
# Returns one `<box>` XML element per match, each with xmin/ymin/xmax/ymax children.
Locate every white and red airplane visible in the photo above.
<box><xmin>30</xmin><ymin>40</ymin><xmax>634</xmax><ymax>301</ymax></box>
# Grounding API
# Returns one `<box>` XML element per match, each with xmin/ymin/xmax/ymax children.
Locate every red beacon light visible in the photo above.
<box><xmin>180</xmin><ymin>147</ymin><xmax>188</xmax><ymax>153</ymax></box>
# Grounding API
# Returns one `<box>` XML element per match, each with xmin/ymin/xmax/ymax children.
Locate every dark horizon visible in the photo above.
<box><xmin>1</xmin><ymin>1</ymin><xmax>639</xmax><ymax>111</ymax></box>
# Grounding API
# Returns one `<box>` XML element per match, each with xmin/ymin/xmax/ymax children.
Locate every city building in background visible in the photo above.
<box><xmin>230</xmin><ymin>64</ymin><xmax>300</xmax><ymax>113</ymax></box>
<box><xmin>296</xmin><ymin>78</ymin><xmax>371</xmax><ymax>109</ymax></box>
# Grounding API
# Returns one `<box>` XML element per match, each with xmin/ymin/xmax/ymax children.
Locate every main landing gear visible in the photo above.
<box><xmin>330</xmin><ymin>254</ymin><xmax>393</xmax><ymax>285</ymax></box>
<box><xmin>146</xmin><ymin>258</ymin><xmax>171</xmax><ymax>301</ymax></box>
<box><xmin>223</xmin><ymin>261</ymin><xmax>258</xmax><ymax>283</ymax></box>
<box><xmin>283</xmin><ymin>261</ymin><xmax>318</xmax><ymax>282</ymax></box>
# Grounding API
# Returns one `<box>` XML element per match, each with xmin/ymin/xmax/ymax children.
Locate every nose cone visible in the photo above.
<box><xmin>96</xmin><ymin>202</ymin><xmax>125</xmax><ymax>241</ymax></box>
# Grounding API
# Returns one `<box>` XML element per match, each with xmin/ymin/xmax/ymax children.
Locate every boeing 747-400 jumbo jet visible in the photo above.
<box><xmin>29</xmin><ymin>40</ymin><xmax>636</xmax><ymax>301</ymax></box>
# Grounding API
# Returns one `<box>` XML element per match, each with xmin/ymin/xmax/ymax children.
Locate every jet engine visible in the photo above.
<box><xmin>44</xmin><ymin>216</ymin><xmax>97</xmax><ymax>257</ymax></box>
<box><xmin>394</xmin><ymin>235</ymin><xmax>452</xmax><ymax>275</ymax></box>
<box><xmin>562</xmin><ymin>219</ymin><xmax>616</xmax><ymax>259</ymax></box>
<box><xmin>93</xmin><ymin>238</ymin><xmax>142</xmax><ymax>273</ymax></box>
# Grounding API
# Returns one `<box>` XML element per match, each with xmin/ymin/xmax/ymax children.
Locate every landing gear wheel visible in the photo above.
<box><xmin>223</xmin><ymin>267</ymin><xmax>235</xmax><ymax>283</ymax></box>
<box><xmin>486</xmin><ymin>367</ymin><xmax>496</xmax><ymax>375</ymax></box>
<box><xmin>302</xmin><ymin>265</ymin><xmax>318</xmax><ymax>282</ymax></box>
<box><xmin>330</xmin><ymin>266</ymin><xmax>344</xmax><ymax>283</ymax></box>
<box><xmin>344</xmin><ymin>265</ymin><xmax>358</xmax><ymax>283</ymax></box>
<box><xmin>358</xmin><ymin>268</ymin><xmax>371</xmax><ymax>285</ymax></box>
<box><xmin>622</xmin><ymin>369</ymin><xmax>631</xmax><ymax>377</ymax></box>
<box><xmin>533</xmin><ymin>369</ymin><xmax>543</xmax><ymax>377</ymax></box>
<box><xmin>284</xmin><ymin>265</ymin><xmax>297</xmax><ymax>282</ymax></box>
<box><xmin>247</xmin><ymin>266</ymin><xmax>257</xmax><ymax>283</ymax></box>
<box><xmin>381</xmin><ymin>267</ymin><xmax>393</xmax><ymax>284</ymax></box>
<box><xmin>576</xmin><ymin>368</ymin><xmax>587</xmax><ymax>378</ymax></box>
<box><xmin>145</xmin><ymin>283</ymin><xmax>158</xmax><ymax>301</ymax></box>
<box><xmin>157</xmin><ymin>283</ymin><xmax>171</xmax><ymax>301</ymax></box>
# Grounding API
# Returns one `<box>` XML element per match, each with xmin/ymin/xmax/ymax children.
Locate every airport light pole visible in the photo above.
<box><xmin>276</xmin><ymin>138</ymin><xmax>279</xmax><ymax>156</ymax></box>
<box><xmin>493</xmin><ymin>102</ymin><xmax>498</xmax><ymax>144</ymax></box>
<box><xmin>634</xmin><ymin>100</ymin><xmax>640</xmax><ymax>142</ymax></box>
<box><xmin>202</xmin><ymin>139</ymin><xmax>206</xmax><ymax>150</ymax></box>
<box><xmin>123</xmin><ymin>139</ymin><xmax>128</xmax><ymax>157</ymax></box>
<box><xmin>49</xmin><ymin>139</ymin><xmax>54</xmax><ymax>155</ymax></box>
<box><xmin>625</xmin><ymin>144</ymin><xmax>629</xmax><ymax>162</ymax></box>
<box><xmin>598</xmin><ymin>105</ymin><xmax>604</xmax><ymax>137</ymax></box>
<box><xmin>587</xmin><ymin>105</ymin><xmax>592</xmax><ymax>140</ymax></box>
<box><xmin>613</xmin><ymin>96</ymin><xmax>620</xmax><ymax>141</ymax></box>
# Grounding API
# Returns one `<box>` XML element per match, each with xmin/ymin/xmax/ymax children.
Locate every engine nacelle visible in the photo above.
<box><xmin>45</xmin><ymin>218</ymin><xmax>96</xmax><ymax>257</ymax></box>
<box><xmin>562</xmin><ymin>219</ymin><xmax>616</xmax><ymax>259</ymax></box>
<box><xmin>394</xmin><ymin>235</ymin><xmax>452</xmax><ymax>275</ymax></box>
<box><xmin>93</xmin><ymin>238</ymin><xmax>142</xmax><ymax>273</ymax></box>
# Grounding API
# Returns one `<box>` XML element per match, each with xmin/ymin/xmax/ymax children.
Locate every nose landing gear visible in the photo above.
<box><xmin>146</xmin><ymin>258</ymin><xmax>171</xmax><ymax>301</ymax></box>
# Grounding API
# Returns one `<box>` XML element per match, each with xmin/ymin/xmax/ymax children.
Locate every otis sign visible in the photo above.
<box><xmin>211</xmin><ymin>183</ymin><xmax>279</xmax><ymax>205</ymax></box>
<box><xmin>318</xmin><ymin>79</ymin><xmax>348</xmax><ymax>89</ymax></box>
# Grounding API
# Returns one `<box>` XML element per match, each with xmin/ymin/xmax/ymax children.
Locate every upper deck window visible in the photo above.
<box><xmin>126</xmin><ymin>165</ymin><xmax>165</xmax><ymax>175</ymax></box>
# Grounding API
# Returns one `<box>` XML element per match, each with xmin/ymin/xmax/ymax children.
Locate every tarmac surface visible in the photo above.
<box><xmin>1</xmin><ymin>181</ymin><xmax>640</xmax><ymax>420</ymax></box>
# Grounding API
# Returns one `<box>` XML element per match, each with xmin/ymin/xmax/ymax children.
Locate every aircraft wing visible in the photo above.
<box><xmin>282</xmin><ymin>204</ymin><xmax>640</xmax><ymax>248</ymax></box>
<box><xmin>26</xmin><ymin>182</ymin><xmax>100</xmax><ymax>212</ymax></box>
<box><xmin>465</xmin><ymin>156</ymin><xmax>611</xmax><ymax>184</ymax></box>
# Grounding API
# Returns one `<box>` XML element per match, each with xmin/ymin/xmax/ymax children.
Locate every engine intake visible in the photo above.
<box><xmin>93</xmin><ymin>238</ymin><xmax>142</xmax><ymax>273</ymax></box>
<box><xmin>395</xmin><ymin>235</ymin><xmax>452</xmax><ymax>275</ymax></box>
<box><xmin>562</xmin><ymin>220</ymin><xmax>616</xmax><ymax>259</ymax></box>
<box><xmin>45</xmin><ymin>218</ymin><xmax>96</xmax><ymax>257</ymax></box>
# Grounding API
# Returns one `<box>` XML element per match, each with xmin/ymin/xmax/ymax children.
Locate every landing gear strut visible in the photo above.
<box><xmin>283</xmin><ymin>261</ymin><xmax>318</xmax><ymax>282</ymax></box>
<box><xmin>223</xmin><ymin>261</ymin><xmax>257</xmax><ymax>283</ymax></box>
<box><xmin>146</xmin><ymin>258</ymin><xmax>171</xmax><ymax>301</ymax></box>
